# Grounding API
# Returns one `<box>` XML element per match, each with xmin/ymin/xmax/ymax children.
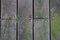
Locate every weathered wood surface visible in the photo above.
<box><xmin>34</xmin><ymin>19</ymin><xmax>49</xmax><ymax>40</ymax></box>
<box><xmin>1</xmin><ymin>0</ymin><xmax>16</xmax><ymax>19</ymax></box>
<box><xmin>18</xmin><ymin>19</ymin><xmax>32</xmax><ymax>40</ymax></box>
<box><xmin>1</xmin><ymin>0</ymin><xmax>50</xmax><ymax>40</ymax></box>
<box><xmin>34</xmin><ymin>0</ymin><xmax>50</xmax><ymax>40</ymax></box>
<box><xmin>1</xmin><ymin>0</ymin><xmax>17</xmax><ymax>40</ymax></box>
<box><xmin>1</xmin><ymin>20</ymin><xmax>16</xmax><ymax>40</ymax></box>
<box><xmin>18</xmin><ymin>0</ymin><xmax>32</xmax><ymax>40</ymax></box>
<box><xmin>34</xmin><ymin>0</ymin><xmax>49</xmax><ymax>18</ymax></box>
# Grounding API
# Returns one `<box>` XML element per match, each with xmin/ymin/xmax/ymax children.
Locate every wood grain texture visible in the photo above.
<box><xmin>34</xmin><ymin>0</ymin><xmax>49</xmax><ymax>18</ymax></box>
<box><xmin>34</xmin><ymin>19</ymin><xmax>49</xmax><ymax>40</ymax></box>
<box><xmin>1</xmin><ymin>20</ymin><xmax>16</xmax><ymax>40</ymax></box>
<box><xmin>34</xmin><ymin>0</ymin><xmax>50</xmax><ymax>40</ymax></box>
<box><xmin>18</xmin><ymin>0</ymin><xmax>32</xmax><ymax>40</ymax></box>
<box><xmin>1</xmin><ymin>0</ymin><xmax>16</xmax><ymax>19</ymax></box>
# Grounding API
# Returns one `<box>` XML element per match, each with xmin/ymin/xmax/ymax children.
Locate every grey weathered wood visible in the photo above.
<box><xmin>34</xmin><ymin>0</ymin><xmax>49</xmax><ymax>18</ymax></box>
<box><xmin>18</xmin><ymin>19</ymin><xmax>32</xmax><ymax>40</ymax></box>
<box><xmin>1</xmin><ymin>0</ymin><xmax>16</xmax><ymax>19</ymax></box>
<box><xmin>1</xmin><ymin>20</ymin><xmax>16</xmax><ymax>40</ymax></box>
<box><xmin>34</xmin><ymin>19</ymin><xmax>49</xmax><ymax>40</ymax></box>
<box><xmin>34</xmin><ymin>0</ymin><xmax>50</xmax><ymax>40</ymax></box>
<box><xmin>18</xmin><ymin>0</ymin><xmax>32</xmax><ymax>40</ymax></box>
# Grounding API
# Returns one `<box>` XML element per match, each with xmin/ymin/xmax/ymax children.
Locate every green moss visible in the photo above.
<box><xmin>51</xmin><ymin>13</ymin><xmax>60</xmax><ymax>40</ymax></box>
<box><xmin>16</xmin><ymin>16</ymin><xmax>20</xmax><ymax>23</ymax></box>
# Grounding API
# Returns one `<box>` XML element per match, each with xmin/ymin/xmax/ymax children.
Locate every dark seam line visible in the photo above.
<box><xmin>16</xmin><ymin>0</ymin><xmax>18</xmax><ymax>40</ymax></box>
<box><xmin>0</xmin><ymin>18</ymin><xmax>16</xmax><ymax>20</ymax></box>
<box><xmin>32</xmin><ymin>0</ymin><xmax>34</xmax><ymax>40</ymax></box>
<box><xmin>34</xmin><ymin>18</ymin><xmax>48</xmax><ymax>19</ymax></box>
<box><xmin>49</xmin><ymin>0</ymin><xmax>51</xmax><ymax>40</ymax></box>
<box><xmin>0</xmin><ymin>17</ymin><xmax>48</xmax><ymax>20</ymax></box>
<box><xmin>0</xmin><ymin>0</ymin><xmax>1</xmax><ymax>40</ymax></box>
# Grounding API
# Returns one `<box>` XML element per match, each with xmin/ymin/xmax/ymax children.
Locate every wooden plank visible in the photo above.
<box><xmin>1</xmin><ymin>20</ymin><xmax>16</xmax><ymax>40</ymax></box>
<box><xmin>18</xmin><ymin>0</ymin><xmax>32</xmax><ymax>19</ymax></box>
<box><xmin>34</xmin><ymin>0</ymin><xmax>49</xmax><ymax>18</ymax></box>
<box><xmin>50</xmin><ymin>0</ymin><xmax>60</xmax><ymax>40</ymax></box>
<box><xmin>34</xmin><ymin>0</ymin><xmax>50</xmax><ymax>40</ymax></box>
<box><xmin>18</xmin><ymin>19</ymin><xmax>32</xmax><ymax>40</ymax></box>
<box><xmin>34</xmin><ymin>19</ymin><xmax>50</xmax><ymax>40</ymax></box>
<box><xmin>1</xmin><ymin>0</ymin><xmax>17</xmax><ymax>19</ymax></box>
<box><xmin>18</xmin><ymin>0</ymin><xmax>32</xmax><ymax>40</ymax></box>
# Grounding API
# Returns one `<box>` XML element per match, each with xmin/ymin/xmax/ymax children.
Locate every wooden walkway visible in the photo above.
<box><xmin>1</xmin><ymin>0</ymin><xmax>50</xmax><ymax>40</ymax></box>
